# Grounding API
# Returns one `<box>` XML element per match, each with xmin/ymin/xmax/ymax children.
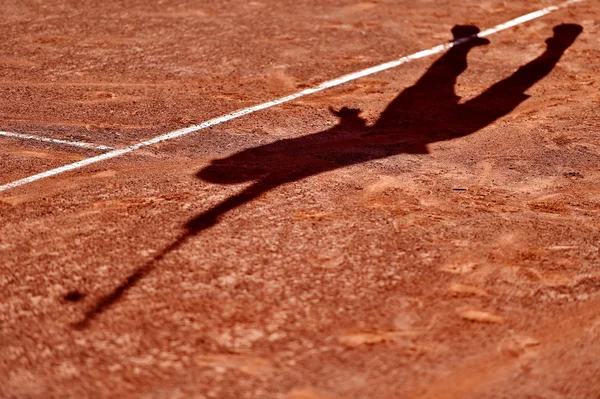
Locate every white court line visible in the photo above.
<box><xmin>0</xmin><ymin>0</ymin><xmax>584</xmax><ymax>194</ymax></box>
<box><xmin>0</xmin><ymin>130</ymin><xmax>114</xmax><ymax>151</ymax></box>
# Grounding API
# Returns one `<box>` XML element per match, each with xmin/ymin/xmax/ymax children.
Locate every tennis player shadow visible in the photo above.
<box><xmin>72</xmin><ymin>23</ymin><xmax>582</xmax><ymax>328</ymax></box>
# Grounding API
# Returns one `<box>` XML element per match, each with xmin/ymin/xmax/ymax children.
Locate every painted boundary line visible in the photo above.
<box><xmin>0</xmin><ymin>0</ymin><xmax>584</xmax><ymax>194</ymax></box>
<box><xmin>0</xmin><ymin>130</ymin><xmax>114</xmax><ymax>151</ymax></box>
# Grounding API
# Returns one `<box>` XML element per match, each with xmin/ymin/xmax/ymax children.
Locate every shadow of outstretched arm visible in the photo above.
<box><xmin>73</xmin><ymin>178</ymin><xmax>283</xmax><ymax>328</ymax></box>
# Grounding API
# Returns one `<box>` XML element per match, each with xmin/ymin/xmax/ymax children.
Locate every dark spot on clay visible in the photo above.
<box><xmin>564</xmin><ymin>171</ymin><xmax>584</xmax><ymax>179</ymax></box>
<box><xmin>64</xmin><ymin>291</ymin><xmax>85</xmax><ymax>302</ymax></box>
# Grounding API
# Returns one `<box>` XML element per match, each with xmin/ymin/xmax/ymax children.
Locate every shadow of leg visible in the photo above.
<box><xmin>461</xmin><ymin>24</ymin><xmax>583</xmax><ymax>129</ymax></box>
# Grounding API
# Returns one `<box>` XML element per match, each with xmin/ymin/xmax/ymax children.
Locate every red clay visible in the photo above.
<box><xmin>1</xmin><ymin>1</ymin><xmax>599</xmax><ymax>398</ymax></box>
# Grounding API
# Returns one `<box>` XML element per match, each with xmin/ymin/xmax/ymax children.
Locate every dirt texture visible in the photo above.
<box><xmin>1</xmin><ymin>0</ymin><xmax>600</xmax><ymax>398</ymax></box>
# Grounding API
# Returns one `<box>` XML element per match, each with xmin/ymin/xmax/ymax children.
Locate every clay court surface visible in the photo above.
<box><xmin>1</xmin><ymin>0</ymin><xmax>600</xmax><ymax>397</ymax></box>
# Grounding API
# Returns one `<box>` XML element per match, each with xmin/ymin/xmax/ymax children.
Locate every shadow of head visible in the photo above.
<box><xmin>328</xmin><ymin>106</ymin><xmax>366</xmax><ymax>127</ymax></box>
<box><xmin>197</xmin><ymin>106</ymin><xmax>365</xmax><ymax>184</ymax></box>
